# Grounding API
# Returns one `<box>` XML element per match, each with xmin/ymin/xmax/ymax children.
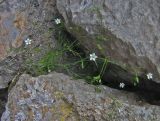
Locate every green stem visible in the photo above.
<box><xmin>100</xmin><ymin>58</ymin><xmax>108</xmax><ymax>77</ymax></box>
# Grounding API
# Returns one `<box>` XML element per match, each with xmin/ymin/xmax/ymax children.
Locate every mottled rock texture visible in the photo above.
<box><xmin>1</xmin><ymin>72</ymin><xmax>160</xmax><ymax>121</ymax></box>
<box><xmin>0</xmin><ymin>0</ymin><xmax>57</xmax><ymax>89</ymax></box>
<box><xmin>56</xmin><ymin>0</ymin><xmax>160</xmax><ymax>83</ymax></box>
<box><xmin>0</xmin><ymin>0</ymin><xmax>57</xmax><ymax>59</ymax></box>
<box><xmin>0</xmin><ymin>0</ymin><xmax>57</xmax><ymax>115</ymax></box>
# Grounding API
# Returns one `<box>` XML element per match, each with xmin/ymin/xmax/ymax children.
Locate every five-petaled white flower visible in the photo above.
<box><xmin>119</xmin><ymin>83</ymin><xmax>125</xmax><ymax>88</ymax></box>
<box><xmin>55</xmin><ymin>18</ymin><xmax>61</xmax><ymax>24</ymax></box>
<box><xmin>147</xmin><ymin>73</ymin><xmax>153</xmax><ymax>80</ymax></box>
<box><xmin>24</xmin><ymin>38</ymin><xmax>32</xmax><ymax>45</ymax></box>
<box><xmin>48</xmin><ymin>69</ymin><xmax>51</xmax><ymax>73</ymax></box>
<box><xmin>90</xmin><ymin>53</ymin><xmax>98</xmax><ymax>61</ymax></box>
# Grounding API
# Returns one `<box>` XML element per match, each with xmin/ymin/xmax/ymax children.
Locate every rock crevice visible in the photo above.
<box><xmin>1</xmin><ymin>72</ymin><xmax>160</xmax><ymax>121</ymax></box>
<box><xmin>56</xmin><ymin>0</ymin><xmax>160</xmax><ymax>82</ymax></box>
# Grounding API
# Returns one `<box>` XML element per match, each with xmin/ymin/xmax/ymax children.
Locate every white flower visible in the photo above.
<box><xmin>90</xmin><ymin>53</ymin><xmax>98</xmax><ymax>61</ymax></box>
<box><xmin>147</xmin><ymin>73</ymin><xmax>153</xmax><ymax>80</ymax></box>
<box><xmin>48</xmin><ymin>69</ymin><xmax>51</xmax><ymax>73</ymax></box>
<box><xmin>119</xmin><ymin>83</ymin><xmax>125</xmax><ymax>88</ymax></box>
<box><xmin>55</xmin><ymin>18</ymin><xmax>61</xmax><ymax>24</ymax></box>
<box><xmin>24</xmin><ymin>38</ymin><xmax>32</xmax><ymax>45</ymax></box>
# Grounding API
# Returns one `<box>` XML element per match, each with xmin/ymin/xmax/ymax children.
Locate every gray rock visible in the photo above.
<box><xmin>0</xmin><ymin>0</ymin><xmax>57</xmax><ymax>89</ymax></box>
<box><xmin>0</xmin><ymin>55</ymin><xmax>23</xmax><ymax>89</ymax></box>
<box><xmin>56</xmin><ymin>0</ymin><xmax>160</xmax><ymax>82</ymax></box>
<box><xmin>1</xmin><ymin>72</ymin><xmax>160</xmax><ymax>121</ymax></box>
<box><xmin>0</xmin><ymin>0</ymin><xmax>57</xmax><ymax>52</ymax></box>
<box><xmin>0</xmin><ymin>0</ymin><xmax>57</xmax><ymax>116</ymax></box>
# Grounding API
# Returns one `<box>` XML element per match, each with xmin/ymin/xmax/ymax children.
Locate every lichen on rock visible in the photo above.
<box><xmin>56</xmin><ymin>0</ymin><xmax>160</xmax><ymax>83</ymax></box>
<box><xmin>1</xmin><ymin>72</ymin><xmax>160</xmax><ymax>121</ymax></box>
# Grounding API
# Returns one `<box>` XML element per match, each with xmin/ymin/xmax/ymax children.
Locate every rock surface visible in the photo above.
<box><xmin>0</xmin><ymin>54</ymin><xmax>25</xmax><ymax>89</ymax></box>
<box><xmin>0</xmin><ymin>0</ymin><xmax>57</xmax><ymax>89</ymax></box>
<box><xmin>1</xmin><ymin>72</ymin><xmax>160</xmax><ymax>121</ymax></box>
<box><xmin>1</xmin><ymin>0</ymin><xmax>160</xmax><ymax>121</ymax></box>
<box><xmin>0</xmin><ymin>0</ymin><xmax>57</xmax><ymax>58</ymax></box>
<box><xmin>0</xmin><ymin>0</ymin><xmax>57</xmax><ymax>116</ymax></box>
<box><xmin>56</xmin><ymin>0</ymin><xmax>160</xmax><ymax>82</ymax></box>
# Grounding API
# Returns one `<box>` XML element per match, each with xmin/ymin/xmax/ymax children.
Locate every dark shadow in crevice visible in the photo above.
<box><xmin>60</xmin><ymin>29</ymin><xmax>160</xmax><ymax>106</ymax></box>
<box><xmin>101</xmin><ymin>62</ymin><xmax>160</xmax><ymax>106</ymax></box>
<box><xmin>52</xmin><ymin>14</ymin><xmax>160</xmax><ymax>106</ymax></box>
<box><xmin>0</xmin><ymin>87</ymin><xmax>8</xmax><ymax>118</ymax></box>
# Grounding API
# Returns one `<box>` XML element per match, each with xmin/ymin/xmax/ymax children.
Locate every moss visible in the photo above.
<box><xmin>60</xmin><ymin>102</ymin><xmax>73</xmax><ymax>121</ymax></box>
<box><xmin>95</xmin><ymin>86</ymin><xmax>102</xmax><ymax>93</ymax></box>
<box><xmin>50</xmin><ymin>96</ymin><xmax>75</xmax><ymax>121</ymax></box>
<box><xmin>32</xmin><ymin>21</ymin><xmax>41</xmax><ymax>29</ymax></box>
<box><xmin>96</xmin><ymin>35</ymin><xmax>108</xmax><ymax>42</ymax></box>
<box><xmin>106</xmin><ymin>97</ymin><xmax>123</xmax><ymax>120</ymax></box>
<box><xmin>43</xmin><ymin>30</ymin><xmax>52</xmax><ymax>38</ymax></box>
<box><xmin>33</xmin><ymin>47</ymin><xmax>41</xmax><ymax>53</ymax></box>
<box><xmin>54</xmin><ymin>91</ymin><xmax>64</xmax><ymax>99</ymax></box>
